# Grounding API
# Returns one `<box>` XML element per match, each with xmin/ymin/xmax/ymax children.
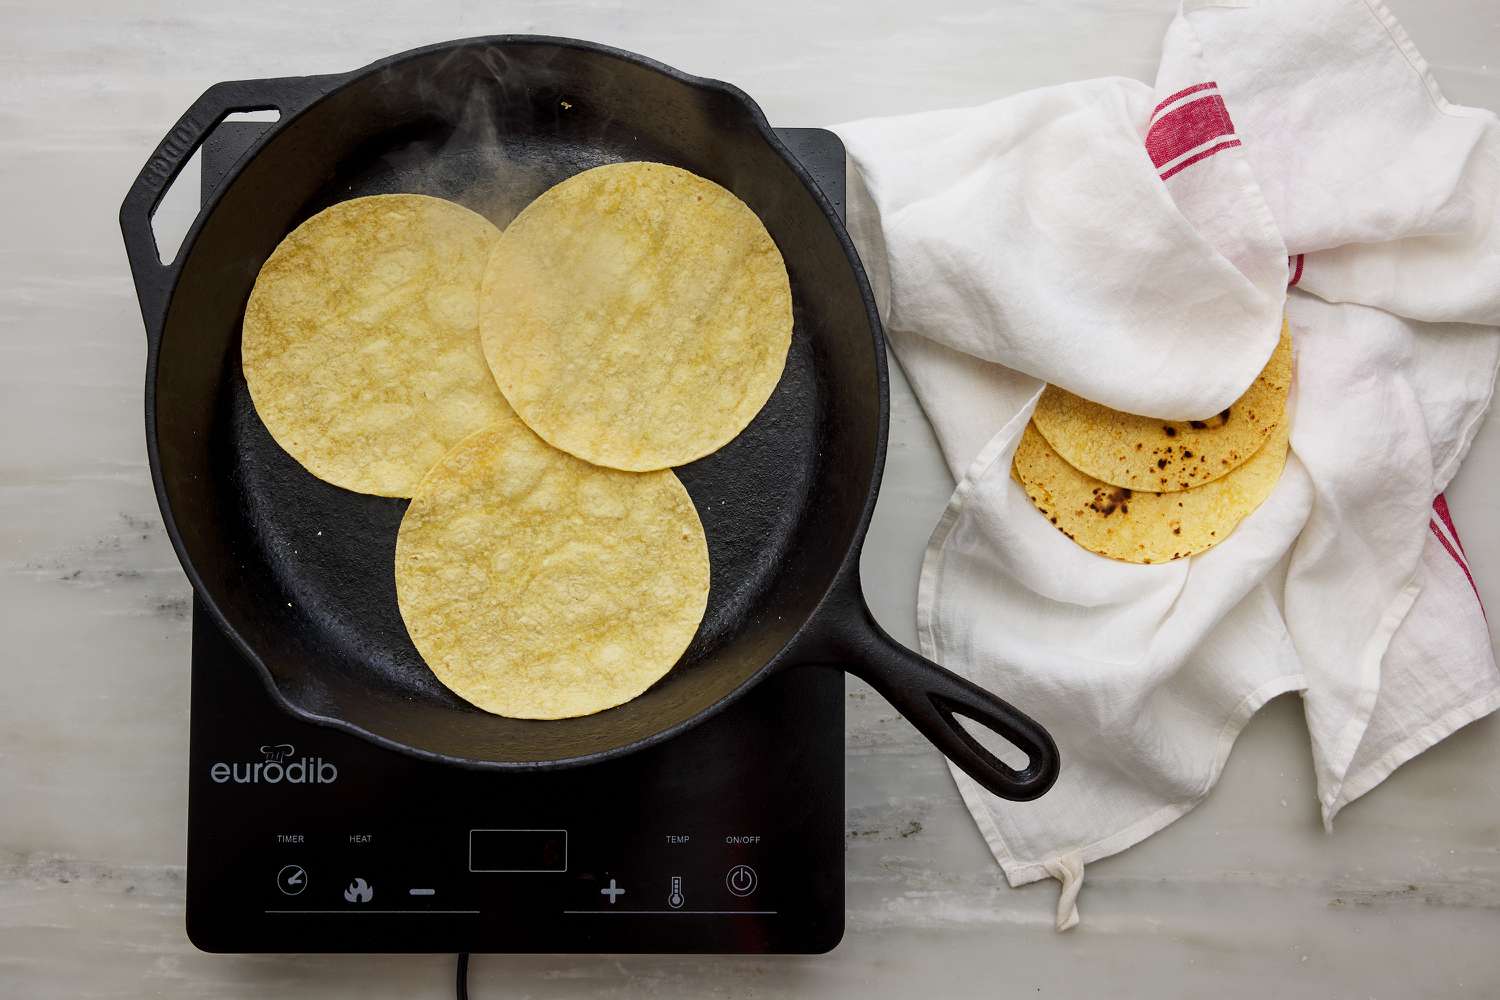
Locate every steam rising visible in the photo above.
<box><xmin>363</xmin><ymin>45</ymin><xmax>601</xmax><ymax>228</ymax></box>
<box><xmin>346</xmin><ymin>42</ymin><xmax>789</xmax><ymax>234</ymax></box>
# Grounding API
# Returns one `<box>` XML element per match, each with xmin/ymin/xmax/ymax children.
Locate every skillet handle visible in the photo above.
<box><xmin>118</xmin><ymin>75</ymin><xmax>342</xmax><ymax>333</ymax></box>
<box><xmin>822</xmin><ymin>591</ymin><xmax>1059</xmax><ymax>802</ymax></box>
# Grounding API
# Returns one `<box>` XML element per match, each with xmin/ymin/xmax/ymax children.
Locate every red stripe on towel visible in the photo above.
<box><xmin>1151</xmin><ymin>82</ymin><xmax>1219</xmax><ymax>118</ymax></box>
<box><xmin>1430</xmin><ymin>520</ymin><xmax>1485</xmax><ymax>616</ymax></box>
<box><xmin>1433</xmin><ymin>493</ymin><xmax>1468</xmax><ymax>558</ymax></box>
<box><xmin>1147</xmin><ymin>94</ymin><xmax>1238</xmax><ymax>168</ymax></box>
<box><xmin>1288</xmin><ymin>254</ymin><xmax>1305</xmax><ymax>287</ymax></box>
<box><xmin>1159</xmin><ymin>139</ymin><xmax>1242</xmax><ymax>181</ymax></box>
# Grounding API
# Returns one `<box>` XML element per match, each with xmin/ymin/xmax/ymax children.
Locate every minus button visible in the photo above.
<box><xmin>408</xmin><ymin>888</ymin><xmax>436</xmax><ymax>896</ymax></box>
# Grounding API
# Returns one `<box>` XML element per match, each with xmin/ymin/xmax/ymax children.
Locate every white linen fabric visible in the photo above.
<box><xmin>837</xmin><ymin>0</ymin><xmax>1500</xmax><ymax>929</ymax></box>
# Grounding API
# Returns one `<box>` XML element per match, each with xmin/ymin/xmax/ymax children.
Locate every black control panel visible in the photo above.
<box><xmin>186</xmin><ymin>123</ymin><xmax>849</xmax><ymax>955</ymax></box>
<box><xmin>187</xmin><ymin>597</ymin><xmax>844</xmax><ymax>953</ymax></box>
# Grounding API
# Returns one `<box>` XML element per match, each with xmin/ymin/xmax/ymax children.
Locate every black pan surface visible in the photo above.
<box><xmin>122</xmin><ymin>36</ymin><xmax>1059</xmax><ymax>800</ymax></box>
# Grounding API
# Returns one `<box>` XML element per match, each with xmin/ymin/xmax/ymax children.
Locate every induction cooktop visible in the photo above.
<box><xmin>185</xmin><ymin>122</ymin><xmax>847</xmax><ymax>955</ymax></box>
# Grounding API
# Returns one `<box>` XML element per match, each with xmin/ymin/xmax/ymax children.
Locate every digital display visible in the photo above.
<box><xmin>469</xmin><ymin>829</ymin><xmax>568</xmax><ymax>872</ymax></box>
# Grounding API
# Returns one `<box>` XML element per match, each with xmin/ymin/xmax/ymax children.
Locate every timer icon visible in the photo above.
<box><xmin>276</xmin><ymin>864</ymin><xmax>308</xmax><ymax>896</ymax></box>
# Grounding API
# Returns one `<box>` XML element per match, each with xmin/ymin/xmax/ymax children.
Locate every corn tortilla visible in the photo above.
<box><xmin>242</xmin><ymin>194</ymin><xmax>506</xmax><ymax>497</ymax></box>
<box><xmin>1032</xmin><ymin>322</ymin><xmax>1292</xmax><ymax>492</ymax></box>
<box><xmin>394</xmin><ymin>411</ymin><xmax>710</xmax><ymax>719</ymax></box>
<box><xmin>1012</xmin><ymin>417</ymin><xmax>1288</xmax><ymax>564</ymax></box>
<box><xmin>479</xmin><ymin>161</ymin><xmax>793</xmax><ymax>471</ymax></box>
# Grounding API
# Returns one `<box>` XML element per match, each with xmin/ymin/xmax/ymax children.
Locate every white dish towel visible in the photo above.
<box><xmin>836</xmin><ymin>0</ymin><xmax>1500</xmax><ymax>930</ymax></box>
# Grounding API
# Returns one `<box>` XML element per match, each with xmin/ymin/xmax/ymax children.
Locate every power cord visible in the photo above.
<box><xmin>456</xmin><ymin>952</ymin><xmax>470</xmax><ymax>1000</ymax></box>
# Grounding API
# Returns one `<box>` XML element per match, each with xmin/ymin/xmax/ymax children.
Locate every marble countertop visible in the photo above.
<box><xmin>4</xmin><ymin>1</ymin><xmax>1498</xmax><ymax>997</ymax></box>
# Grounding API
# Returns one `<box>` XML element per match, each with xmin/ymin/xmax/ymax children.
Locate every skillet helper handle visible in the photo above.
<box><xmin>119</xmin><ymin>75</ymin><xmax>340</xmax><ymax>332</ymax></box>
<box><xmin>832</xmin><ymin>597</ymin><xmax>1059</xmax><ymax>802</ymax></box>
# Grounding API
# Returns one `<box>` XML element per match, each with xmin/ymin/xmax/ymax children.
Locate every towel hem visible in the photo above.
<box><xmin>1329</xmin><ymin>687</ymin><xmax>1500</xmax><ymax>821</ymax></box>
<box><xmin>1177</xmin><ymin>4</ymin><xmax>1289</xmax><ymax>282</ymax></box>
<box><xmin>1316</xmin><ymin>576</ymin><xmax>1423</xmax><ymax>825</ymax></box>
<box><xmin>1360</xmin><ymin>0</ymin><xmax>1492</xmax><ymax>121</ymax></box>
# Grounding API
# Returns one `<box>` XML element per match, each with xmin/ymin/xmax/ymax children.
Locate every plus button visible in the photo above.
<box><xmin>600</xmin><ymin>879</ymin><xmax>626</xmax><ymax>904</ymax></box>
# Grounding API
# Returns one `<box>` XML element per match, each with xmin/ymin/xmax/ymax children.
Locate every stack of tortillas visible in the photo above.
<box><xmin>1012</xmin><ymin>321</ymin><xmax>1292</xmax><ymax>563</ymax></box>
<box><xmin>241</xmin><ymin>163</ymin><xmax>792</xmax><ymax>718</ymax></box>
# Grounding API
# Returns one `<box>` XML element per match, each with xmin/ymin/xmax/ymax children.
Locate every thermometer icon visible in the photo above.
<box><xmin>667</xmin><ymin>875</ymin><xmax>685</xmax><ymax>909</ymax></box>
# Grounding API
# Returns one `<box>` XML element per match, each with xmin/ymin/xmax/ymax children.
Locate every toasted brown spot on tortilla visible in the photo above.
<box><xmin>1030</xmin><ymin>323</ymin><xmax>1292</xmax><ymax>492</ymax></box>
<box><xmin>1088</xmin><ymin>485</ymin><xmax>1133</xmax><ymax>517</ymax></box>
<box><xmin>1012</xmin><ymin>420</ymin><xmax>1289</xmax><ymax>563</ymax></box>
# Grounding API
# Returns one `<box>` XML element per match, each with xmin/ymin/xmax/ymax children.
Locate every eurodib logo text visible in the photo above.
<box><xmin>209</xmin><ymin>743</ymin><xmax>338</xmax><ymax>785</ymax></box>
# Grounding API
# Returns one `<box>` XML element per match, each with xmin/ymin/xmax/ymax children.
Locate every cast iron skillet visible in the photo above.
<box><xmin>119</xmin><ymin>36</ymin><xmax>1059</xmax><ymax>801</ymax></box>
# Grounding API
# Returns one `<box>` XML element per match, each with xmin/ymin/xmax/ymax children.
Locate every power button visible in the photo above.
<box><xmin>725</xmin><ymin>864</ymin><xmax>758</xmax><ymax>897</ymax></box>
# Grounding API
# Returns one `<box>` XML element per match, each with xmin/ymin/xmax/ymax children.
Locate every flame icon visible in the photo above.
<box><xmin>343</xmin><ymin>877</ymin><xmax>374</xmax><ymax>903</ymax></box>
